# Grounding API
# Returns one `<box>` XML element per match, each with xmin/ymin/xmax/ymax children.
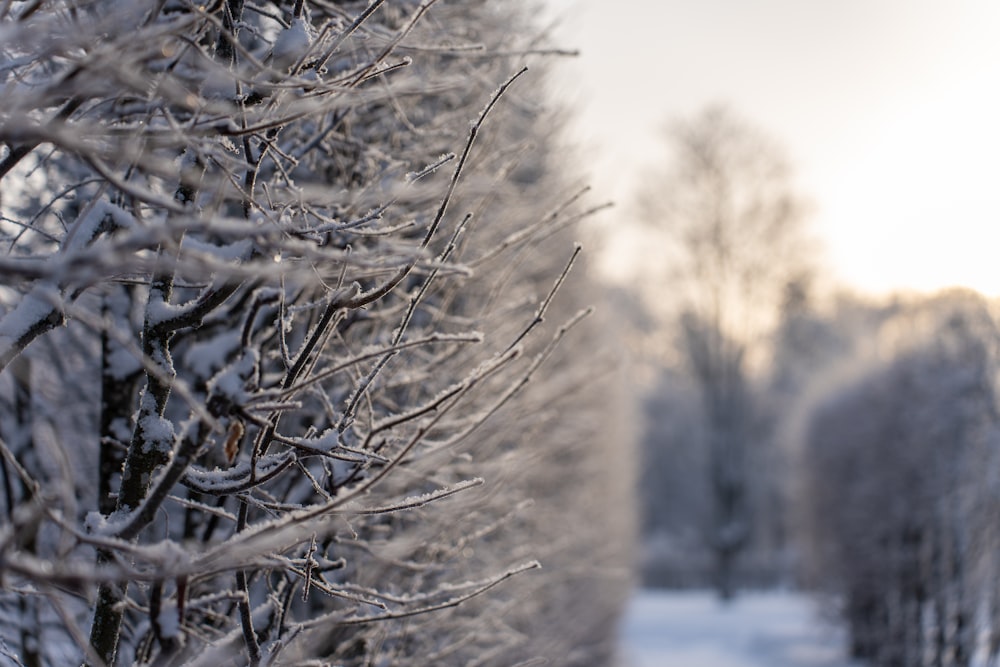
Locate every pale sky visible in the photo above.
<box><xmin>543</xmin><ymin>0</ymin><xmax>1000</xmax><ymax>297</ymax></box>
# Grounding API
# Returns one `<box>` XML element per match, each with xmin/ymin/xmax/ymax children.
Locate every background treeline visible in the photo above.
<box><xmin>0</xmin><ymin>1</ymin><xmax>632</xmax><ymax>665</ymax></box>
<box><xmin>641</xmin><ymin>281</ymin><xmax>1000</xmax><ymax>666</ymax></box>
<box><xmin>800</xmin><ymin>290</ymin><xmax>1000</xmax><ymax>666</ymax></box>
<box><xmin>634</xmin><ymin>107</ymin><xmax>1000</xmax><ymax>666</ymax></box>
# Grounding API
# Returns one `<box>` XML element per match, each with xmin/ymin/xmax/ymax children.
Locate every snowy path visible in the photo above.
<box><xmin>618</xmin><ymin>590</ymin><xmax>858</xmax><ymax>667</ymax></box>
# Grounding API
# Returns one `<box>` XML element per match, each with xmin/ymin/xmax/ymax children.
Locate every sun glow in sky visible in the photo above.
<box><xmin>544</xmin><ymin>0</ymin><xmax>1000</xmax><ymax>297</ymax></box>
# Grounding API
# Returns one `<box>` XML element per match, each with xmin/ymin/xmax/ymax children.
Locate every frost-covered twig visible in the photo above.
<box><xmin>307</xmin><ymin>561</ymin><xmax>541</xmax><ymax>628</ymax></box>
<box><xmin>504</xmin><ymin>243</ymin><xmax>581</xmax><ymax>353</ymax></box>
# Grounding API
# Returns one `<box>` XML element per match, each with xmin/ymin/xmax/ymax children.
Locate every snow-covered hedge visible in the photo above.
<box><xmin>0</xmin><ymin>1</ymin><xmax>632</xmax><ymax>664</ymax></box>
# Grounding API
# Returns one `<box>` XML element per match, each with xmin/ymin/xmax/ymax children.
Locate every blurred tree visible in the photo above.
<box><xmin>638</xmin><ymin>368</ymin><xmax>711</xmax><ymax>587</ymax></box>
<box><xmin>640</xmin><ymin>106</ymin><xmax>810</xmax><ymax>598</ymax></box>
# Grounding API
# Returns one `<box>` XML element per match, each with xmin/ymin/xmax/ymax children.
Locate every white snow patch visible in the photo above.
<box><xmin>85</xmin><ymin>508</ymin><xmax>131</xmax><ymax>535</ymax></box>
<box><xmin>146</xmin><ymin>297</ymin><xmax>184</xmax><ymax>326</ymax></box>
<box><xmin>301</xmin><ymin>428</ymin><xmax>340</xmax><ymax>451</ymax></box>
<box><xmin>206</xmin><ymin>349</ymin><xmax>259</xmax><ymax>405</ymax></box>
<box><xmin>0</xmin><ymin>284</ymin><xmax>59</xmax><ymax>351</ymax></box>
<box><xmin>619</xmin><ymin>589</ymin><xmax>858</xmax><ymax>667</ymax></box>
<box><xmin>140</xmin><ymin>413</ymin><xmax>175</xmax><ymax>454</ymax></box>
<box><xmin>272</xmin><ymin>18</ymin><xmax>315</xmax><ymax>68</ymax></box>
<box><xmin>84</xmin><ymin>510</ymin><xmax>108</xmax><ymax>534</ymax></box>
<box><xmin>64</xmin><ymin>199</ymin><xmax>135</xmax><ymax>252</ymax></box>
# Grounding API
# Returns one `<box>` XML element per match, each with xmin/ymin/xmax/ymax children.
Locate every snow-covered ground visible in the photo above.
<box><xmin>618</xmin><ymin>590</ymin><xmax>859</xmax><ymax>667</ymax></box>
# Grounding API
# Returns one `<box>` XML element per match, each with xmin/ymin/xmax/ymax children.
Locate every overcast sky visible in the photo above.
<box><xmin>544</xmin><ymin>0</ymin><xmax>1000</xmax><ymax>296</ymax></box>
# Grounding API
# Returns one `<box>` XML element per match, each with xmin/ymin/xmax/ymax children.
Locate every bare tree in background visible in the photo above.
<box><xmin>640</xmin><ymin>106</ymin><xmax>809</xmax><ymax>598</ymax></box>
<box><xmin>0</xmin><ymin>1</ymin><xmax>632</xmax><ymax>665</ymax></box>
